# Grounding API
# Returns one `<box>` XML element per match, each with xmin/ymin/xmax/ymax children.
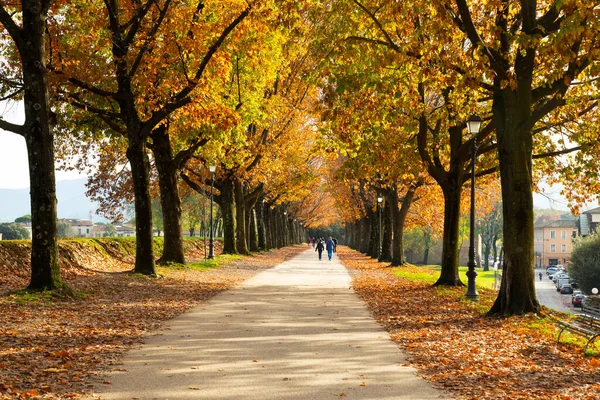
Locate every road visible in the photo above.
<box><xmin>534</xmin><ymin>271</ymin><xmax>575</xmax><ymax>314</ymax></box>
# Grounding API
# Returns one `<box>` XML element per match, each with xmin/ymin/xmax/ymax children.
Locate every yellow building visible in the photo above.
<box><xmin>534</xmin><ymin>219</ymin><xmax>578</xmax><ymax>268</ymax></box>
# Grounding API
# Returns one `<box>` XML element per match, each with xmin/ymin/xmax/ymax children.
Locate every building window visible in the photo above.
<box><xmin>561</xmin><ymin>231</ymin><xmax>566</xmax><ymax>239</ymax></box>
<box><xmin>572</xmin><ymin>231</ymin><xmax>577</xmax><ymax>238</ymax></box>
<box><xmin>561</xmin><ymin>244</ymin><xmax>566</xmax><ymax>252</ymax></box>
<box><xmin>551</xmin><ymin>244</ymin><xmax>556</xmax><ymax>252</ymax></box>
<box><xmin>550</xmin><ymin>230</ymin><xmax>556</xmax><ymax>239</ymax></box>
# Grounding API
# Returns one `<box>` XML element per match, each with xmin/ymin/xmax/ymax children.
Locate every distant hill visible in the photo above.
<box><xmin>0</xmin><ymin>178</ymin><xmax>106</xmax><ymax>222</ymax></box>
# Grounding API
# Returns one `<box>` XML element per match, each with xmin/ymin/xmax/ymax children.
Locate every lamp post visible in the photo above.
<box><xmin>465</xmin><ymin>114</ymin><xmax>482</xmax><ymax>301</ymax></box>
<box><xmin>377</xmin><ymin>194</ymin><xmax>383</xmax><ymax>261</ymax></box>
<box><xmin>208</xmin><ymin>165</ymin><xmax>216</xmax><ymax>259</ymax></box>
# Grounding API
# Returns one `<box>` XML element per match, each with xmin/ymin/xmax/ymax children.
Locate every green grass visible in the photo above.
<box><xmin>4</xmin><ymin>288</ymin><xmax>89</xmax><ymax>304</ymax></box>
<box><xmin>158</xmin><ymin>254</ymin><xmax>242</xmax><ymax>273</ymax></box>
<box><xmin>393</xmin><ymin>264</ymin><xmax>498</xmax><ymax>289</ymax></box>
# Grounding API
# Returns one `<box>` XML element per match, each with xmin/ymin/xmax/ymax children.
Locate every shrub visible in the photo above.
<box><xmin>570</xmin><ymin>233</ymin><xmax>600</xmax><ymax>295</ymax></box>
<box><xmin>0</xmin><ymin>222</ymin><xmax>30</xmax><ymax>240</ymax></box>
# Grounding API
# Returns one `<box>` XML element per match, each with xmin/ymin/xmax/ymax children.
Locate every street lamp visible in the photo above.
<box><xmin>377</xmin><ymin>194</ymin><xmax>383</xmax><ymax>261</ymax></box>
<box><xmin>465</xmin><ymin>114</ymin><xmax>482</xmax><ymax>301</ymax></box>
<box><xmin>208</xmin><ymin>165</ymin><xmax>216</xmax><ymax>259</ymax></box>
<box><xmin>593</xmin><ymin>288</ymin><xmax>599</xmax><ymax>295</ymax></box>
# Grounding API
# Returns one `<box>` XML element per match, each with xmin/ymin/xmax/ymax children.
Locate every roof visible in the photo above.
<box><xmin>534</xmin><ymin>219</ymin><xmax>576</xmax><ymax>229</ymax></box>
<box><xmin>582</xmin><ymin>206</ymin><xmax>600</xmax><ymax>214</ymax></box>
<box><xmin>62</xmin><ymin>219</ymin><xmax>93</xmax><ymax>226</ymax></box>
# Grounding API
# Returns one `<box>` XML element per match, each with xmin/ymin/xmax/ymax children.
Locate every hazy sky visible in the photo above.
<box><xmin>0</xmin><ymin>102</ymin><xmax>84</xmax><ymax>189</ymax></box>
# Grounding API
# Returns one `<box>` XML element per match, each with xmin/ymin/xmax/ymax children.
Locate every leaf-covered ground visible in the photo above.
<box><xmin>338</xmin><ymin>246</ymin><xmax>600</xmax><ymax>400</ymax></box>
<box><xmin>0</xmin><ymin>244</ymin><xmax>306</xmax><ymax>399</ymax></box>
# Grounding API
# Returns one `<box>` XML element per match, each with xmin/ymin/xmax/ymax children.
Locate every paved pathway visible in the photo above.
<box><xmin>93</xmin><ymin>249</ymin><xmax>449</xmax><ymax>400</ymax></box>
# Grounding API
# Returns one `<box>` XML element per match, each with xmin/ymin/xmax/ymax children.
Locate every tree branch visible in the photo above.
<box><xmin>0</xmin><ymin>117</ymin><xmax>25</xmax><ymax>136</ymax></box>
<box><xmin>145</xmin><ymin>4</ymin><xmax>251</xmax><ymax>130</ymax></box>
<box><xmin>454</xmin><ymin>0</ymin><xmax>506</xmax><ymax>79</ymax></box>
<box><xmin>129</xmin><ymin>0</ymin><xmax>173</xmax><ymax>78</ymax></box>
<box><xmin>0</xmin><ymin>5</ymin><xmax>23</xmax><ymax>50</ymax></box>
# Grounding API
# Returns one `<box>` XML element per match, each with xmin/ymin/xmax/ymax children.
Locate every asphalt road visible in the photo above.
<box><xmin>534</xmin><ymin>271</ymin><xmax>575</xmax><ymax>314</ymax></box>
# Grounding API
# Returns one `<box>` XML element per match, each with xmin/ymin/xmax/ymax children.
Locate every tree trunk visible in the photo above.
<box><xmin>249</xmin><ymin>208</ymin><xmax>259</xmax><ymax>251</ymax></box>
<box><xmin>434</xmin><ymin>183</ymin><xmax>463</xmax><ymax>286</ymax></box>
<box><xmin>218</xmin><ymin>177</ymin><xmax>237</xmax><ymax>254</ymax></box>
<box><xmin>368</xmin><ymin>208</ymin><xmax>378</xmax><ymax>258</ymax></box>
<box><xmin>151</xmin><ymin>126</ymin><xmax>185</xmax><ymax>265</ymax></box>
<box><xmin>126</xmin><ymin>141</ymin><xmax>156</xmax><ymax>275</ymax></box>
<box><xmin>359</xmin><ymin>217</ymin><xmax>369</xmax><ymax>253</ymax></box>
<box><xmin>257</xmin><ymin>200</ymin><xmax>266</xmax><ymax>250</ymax></box>
<box><xmin>489</xmin><ymin>91</ymin><xmax>540</xmax><ymax>315</ymax></box>
<box><xmin>380</xmin><ymin>199</ymin><xmax>393</xmax><ymax>262</ymax></box>
<box><xmin>390</xmin><ymin>186</ymin><xmax>417</xmax><ymax>267</ymax></box>
<box><xmin>234</xmin><ymin>180</ymin><xmax>249</xmax><ymax>254</ymax></box>
<box><xmin>353</xmin><ymin>220</ymin><xmax>360</xmax><ymax>250</ymax></box>
<box><xmin>483</xmin><ymin>242</ymin><xmax>491</xmax><ymax>272</ymax></box>
<box><xmin>18</xmin><ymin>3</ymin><xmax>63</xmax><ymax>290</ymax></box>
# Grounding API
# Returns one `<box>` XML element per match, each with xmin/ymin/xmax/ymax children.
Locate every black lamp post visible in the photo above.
<box><xmin>208</xmin><ymin>165</ymin><xmax>216</xmax><ymax>259</ymax></box>
<box><xmin>465</xmin><ymin>114</ymin><xmax>482</xmax><ymax>301</ymax></box>
<box><xmin>377</xmin><ymin>194</ymin><xmax>383</xmax><ymax>261</ymax></box>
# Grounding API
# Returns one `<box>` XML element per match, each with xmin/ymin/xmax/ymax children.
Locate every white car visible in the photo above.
<box><xmin>550</xmin><ymin>272</ymin><xmax>568</xmax><ymax>282</ymax></box>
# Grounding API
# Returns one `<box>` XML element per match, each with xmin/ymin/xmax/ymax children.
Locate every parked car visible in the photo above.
<box><xmin>555</xmin><ymin>278</ymin><xmax>570</xmax><ymax>291</ymax></box>
<box><xmin>546</xmin><ymin>267</ymin><xmax>559</xmax><ymax>276</ymax></box>
<box><xmin>570</xmin><ymin>281</ymin><xmax>579</xmax><ymax>289</ymax></box>
<box><xmin>572</xmin><ymin>290</ymin><xmax>583</xmax><ymax>298</ymax></box>
<box><xmin>572</xmin><ymin>294</ymin><xmax>585</xmax><ymax>307</ymax></box>
<box><xmin>551</xmin><ymin>272</ymin><xmax>569</xmax><ymax>282</ymax></box>
<box><xmin>560</xmin><ymin>284</ymin><xmax>574</xmax><ymax>294</ymax></box>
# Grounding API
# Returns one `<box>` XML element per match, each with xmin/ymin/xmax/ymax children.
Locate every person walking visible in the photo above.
<box><xmin>315</xmin><ymin>239</ymin><xmax>325</xmax><ymax>261</ymax></box>
<box><xmin>332</xmin><ymin>237</ymin><xmax>338</xmax><ymax>253</ymax></box>
<box><xmin>325</xmin><ymin>237</ymin><xmax>335</xmax><ymax>261</ymax></box>
<box><xmin>539</xmin><ymin>272</ymin><xmax>542</xmax><ymax>281</ymax></box>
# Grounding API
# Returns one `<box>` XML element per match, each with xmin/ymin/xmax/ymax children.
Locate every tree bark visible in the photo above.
<box><xmin>234</xmin><ymin>180</ymin><xmax>249</xmax><ymax>254</ymax></box>
<box><xmin>12</xmin><ymin>1</ymin><xmax>64</xmax><ymax>290</ymax></box>
<box><xmin>249</xmin><ymin>208</ymin><xmax>259</xmax><ymax>251</ymax></box>
<box><xmin>434</xmin><ymin>183</ymin><xmax>463</xmax><ymax>286</ymax></box>
<box><xmin>126</xmin><ymin>141</ymin><xmax>156</xmax><ymax>275</ymax></box>
<box><xmin>257</xmin><ymin>200</ymin><xmax>266</xmax><ymax>250</ymax></box>
<box><xmin>380</xmin><ymin>199</ymin><xmax>393</xmax><ymax>262</ymax></box>
<box><xmin>218</xmin><ymin>177</ymin><xmax>237</xmax><ymax>254</ymax></box>
<box><xmin>489</xmin><ymin>91</ymin><xmax>540</xmax><ymax>314</ymax></box>
<box><xmin>390</xmin><ymin>186</ymin><xmax>418</xmax><ymax>267</ymax></box>
<box><xmin>368</xmin><ymin>208</ymin><xmax>378</xmax><ymax>258</ymax></box>
<box><xmin>151</xmin><ymin>126</ymin><xmax>185</xmax><ymax>265</ymax></box>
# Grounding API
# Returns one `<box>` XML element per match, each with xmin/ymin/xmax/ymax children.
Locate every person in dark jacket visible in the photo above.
<box><xmin>325</xmin><ymin>237</ymin><xmax>335</xmax><ymax>261</ymax></box>
<box><xmin>315</xmin><ymin>239</ymin><xmax>325</xmax><ymax>260</ymax></box>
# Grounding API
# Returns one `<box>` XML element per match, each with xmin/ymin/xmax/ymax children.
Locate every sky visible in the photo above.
<box><xmin>0</xmin><ymin>102</ymin><xmax>85</xmax><ymax>190</ymax></box>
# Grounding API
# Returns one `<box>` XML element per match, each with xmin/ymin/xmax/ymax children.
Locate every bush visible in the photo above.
<box><xmin>0</xmin><ymin>222</ymin><xmax>30</xmax><ymax>240</ymax></box>
<box><xmin>569</xmin><ymin>233</ymin><xmax>600</xmax><ymax>295</ymax></box>
<box><xmin>57</xmin><ymin>220</ymin><xmax>74</xmax><ymax>238</ymax></box>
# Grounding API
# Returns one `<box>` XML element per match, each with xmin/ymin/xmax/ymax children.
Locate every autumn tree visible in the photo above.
<box><xmin>446</xmin><ymin>0</ymin><xmax>600</xmax><ymax>314</ymax></box>
<box><xmin>0</xmin><ymin>0</ymin><xmax>64</xmax><ymax>290</ymax></box>
<box><xmin>50</xmin><ymin>0</ymin><xmax>254</xmax><ymax>274</ymax></box>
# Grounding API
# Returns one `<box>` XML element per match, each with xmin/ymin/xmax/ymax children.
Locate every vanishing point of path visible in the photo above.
<box><xmin>93</xmin><ymin>249</ymin><xmax>449</xmax><ymax>400</ymax></box>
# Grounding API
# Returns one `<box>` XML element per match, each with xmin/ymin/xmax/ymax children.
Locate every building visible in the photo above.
<box><xmin>534</xmin><ymin>219</ymin><xmax>578</xmax><ymax>268</ymax></box>
<box><xmin>62</xmin><ymin>219</ymin><xmax>94</xmax><ymax>237</ymax></box>
<box><xmin>579</xmin><ymin>206</ymin><xmax>600</xmax><ymax>236</ymax></box>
